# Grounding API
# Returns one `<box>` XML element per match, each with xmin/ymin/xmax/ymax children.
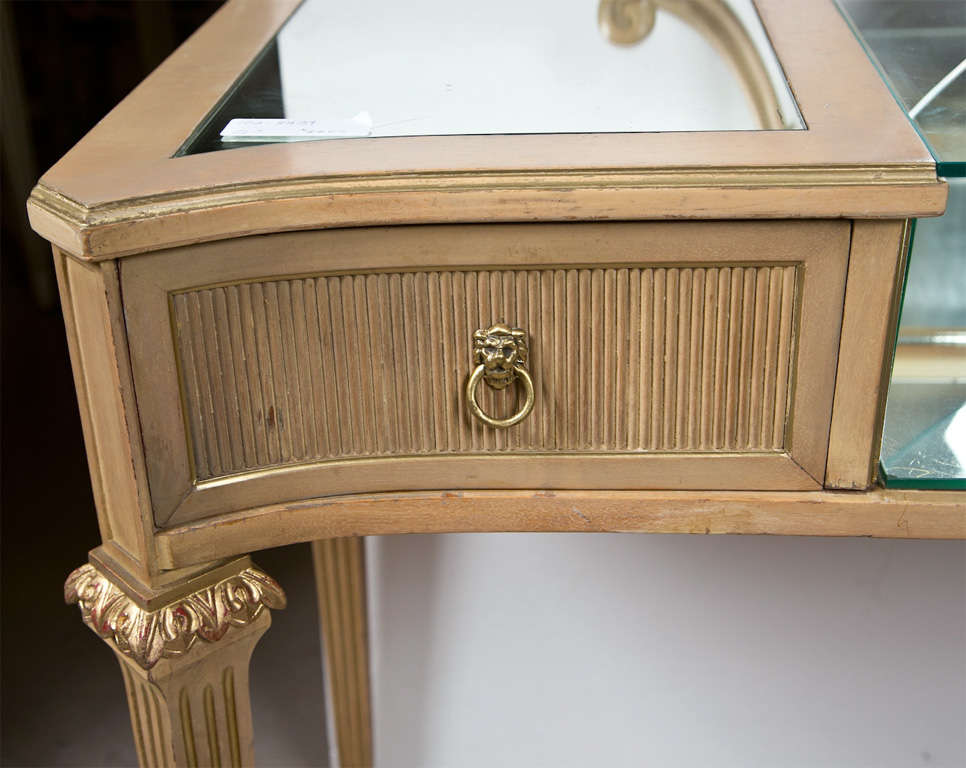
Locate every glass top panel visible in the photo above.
<box><xmin>181</xmin><ymin>0</ymin><xmax>804</xmax><ymax>155</ymax></box>
<box><xmin>841</xmin><ymin>1</ymin><xmax>966</xmax><ymax>489</ymax></box>
<box><xmin>836</xmin><ymin>0</ymin><xmax>965</xmax><ymax>174</ymax></box>
<box><xmin>879</xmin><ymin>181</ymin><xmax>966</xmax><ymax>490</ymax></box>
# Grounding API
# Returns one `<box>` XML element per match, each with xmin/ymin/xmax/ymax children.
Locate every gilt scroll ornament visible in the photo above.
<box><xmin>64</xmin><ymin>563</ymin><xmax>286</xmax><ymax>670</ymax></box>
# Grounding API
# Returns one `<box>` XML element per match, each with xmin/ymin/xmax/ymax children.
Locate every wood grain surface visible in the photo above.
<box><xmin>158</xmin><ymin>487</ymin><xmax>966</xmax><ymax>568</ymax></box>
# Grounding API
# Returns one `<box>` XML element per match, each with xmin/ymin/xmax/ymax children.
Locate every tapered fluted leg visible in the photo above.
<box><xmin>312</xmin><ymin>537</ymin><xmax>373</xmax><ymax>768</ymax></box>
<box><xmin>65</xmin><ymin>556</ymin><xmax>285</xmax><ymax>767</ymax></box>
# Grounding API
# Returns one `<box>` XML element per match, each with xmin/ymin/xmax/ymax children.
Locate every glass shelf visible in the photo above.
<box><xmin>838</xmin><ymin>0</ymin><xmax>965</xmax><ymax>489</ymax></box>
<box><xmin>180</xmin><ymin>0</ymin><xmax>804</xmax><ymax>156</ymax></box>
<box><xmin>880</xmin><ymin>201</ymin><xmax>966</xmax><ymax>490</ymax></box>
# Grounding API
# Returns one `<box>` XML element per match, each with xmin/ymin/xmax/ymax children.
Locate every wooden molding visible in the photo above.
<box><xmin>26</xmin><ymin>0</ymin><xmax>946</xmax><ymax>260</ymax></box>
<box><xmin>53</xmin><ymin>250</ymin><xmax>157</xmax><ymax>576</ymax></box>
<box><xmin>158</xmin><ymin>488</ymin><xmax>966</xmax><ymax>568</ymax></box>
<box><xmin>825</xmin><ymin>220</ymin><xmax>908</xmax><ymax>489</ymax></box>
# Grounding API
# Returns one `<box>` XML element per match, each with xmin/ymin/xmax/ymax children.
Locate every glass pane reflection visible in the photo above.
<box><xmin>880</xmin><ymin>181</ymin><xmax>966</xmax><ymax>489</ymax></box>
<box><xmin>839</xmin><ymin>0</ymin><xmax>966</xmax><ymax>488</ymax></box>
<box><xmin>180</xmin><ymin>0</ymin><xmax>803</xmax><ymax>155</ymax></box>
<box><xmin>837</xmin><ymin>0</ymin><xmax>965</xmax><ymax>171</ymax></box>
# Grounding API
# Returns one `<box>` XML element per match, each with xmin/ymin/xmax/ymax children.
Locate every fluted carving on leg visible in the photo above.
<box><xmin>112</xmin><ymin>613</ymin><xmax>268</xmax><ymax>768</ymax></box>
<box><xmin>312</xmin><ymin>537</ymin><xmax>373</xmax><ymax>768</ymax></box>
<box><xmin>66</xmin><ymin>556</ymin><xmax>284</xmax><ymax>767</ymax></box>
<box><xmin>120</xmin><ymin>663</ymin><xmax>169</xmax><ymax>768</ymax></box>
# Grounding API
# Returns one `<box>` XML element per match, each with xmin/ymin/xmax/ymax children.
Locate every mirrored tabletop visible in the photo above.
<box><xmin>180</xmin><ymin>0</ymin><xmax>803</xmax><ymax>155</ymax></box>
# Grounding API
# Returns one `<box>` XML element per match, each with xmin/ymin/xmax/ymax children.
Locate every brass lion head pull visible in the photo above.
<box><xmin>466</xmin><ymin>323</ymin><xmax>535</xmax><ymax>429</ymax></box>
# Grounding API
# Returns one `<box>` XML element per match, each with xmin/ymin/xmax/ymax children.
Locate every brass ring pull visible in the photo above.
<box><xmin>466</xmin><ymin>323</ymin><xmax>535</xmax><ymax>429</ymax></box>
<box><xmin>466</xmin><ymin>363</ymin><xmax>535</xmax><ymax>429</ymax></box>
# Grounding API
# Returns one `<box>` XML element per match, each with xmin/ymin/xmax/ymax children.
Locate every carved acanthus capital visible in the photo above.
<box><xmin>65</xmin><ymin>563</ymin><xmax>286</xmax><ymax>670</ymax></box>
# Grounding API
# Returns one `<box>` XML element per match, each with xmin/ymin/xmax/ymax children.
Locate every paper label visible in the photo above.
<box><xmin>220</xmin><ymin>112</ymin><xmax>372</xmax><ymax>142</ymax></box>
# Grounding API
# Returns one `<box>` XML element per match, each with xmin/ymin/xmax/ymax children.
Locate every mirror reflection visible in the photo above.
<box><xmin>597</xmin><ymin>0</ymin><xmax>787</xmax><ymax>129</ymax></box>
<box><xmin>182</xmin><ymin>0</ymin><xmax>803</xmax><ymax>155</ymax></box>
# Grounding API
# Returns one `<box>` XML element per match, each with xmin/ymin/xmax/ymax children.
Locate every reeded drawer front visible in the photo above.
<box><xmin>122</xmin><ymin>222</ymin><xmax>849</xmax><ymax>526</ymax></box>
<box><xmin>173</xmin><ymin>264</ymin><xmax>797</xmax><ymax>482</ymax></box>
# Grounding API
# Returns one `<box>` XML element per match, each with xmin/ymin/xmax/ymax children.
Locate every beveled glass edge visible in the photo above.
<box><xmin>173</xmin><ymin>2</ymin><xmax>303</xmax><ymax>158</ymax></box>
<box><xmin>172</xmin><ymin>42</ymin><xmax>276</xmax><ymax>157</ymax></box>
<box><xmin>937</xmin><ymin>162</ymin><xmax>965</xmax><ymax>179</ymax></box>
<box><xmin>833</xmin><ymin>0</ymin><xmax>957</xmax><ymax>175</ymax></box>
<box><xmin>880</xmin><ymin>460</ymin><xmax>966</xmax><ymax>490</ymax></box>
<box><xmin>749</xmin><ymin>0</ymin><xmax>806</xmax><ymax>131</ymax></box>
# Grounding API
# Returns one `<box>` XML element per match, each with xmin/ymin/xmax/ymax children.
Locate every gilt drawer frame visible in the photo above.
<box><xmin>121</xmin><ymin>220</ymin><xmax>849</xmax><ymax>528</ymax></box>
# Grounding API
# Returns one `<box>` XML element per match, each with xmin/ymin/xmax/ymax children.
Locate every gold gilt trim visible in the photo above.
<box><xmin>30</xmin><ymin>162</ymin><xmax>937</xmax><ymax>227</ymax></box>
<box><xmin>64</xmin><ymin>563</ymin><xmax>286</xmax><ymax>670</ymax></box>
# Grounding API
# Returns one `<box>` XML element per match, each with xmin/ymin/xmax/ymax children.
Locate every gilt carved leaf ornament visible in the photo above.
<box><xmin>64</xmin><ymin>564</ymin><xmax>286</xmax><ymax>669</ymax></box>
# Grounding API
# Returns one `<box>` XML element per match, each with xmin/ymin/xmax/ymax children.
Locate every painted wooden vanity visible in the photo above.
<box><xmin>28</xmin><ymin>0</ymin><xmax>963</xmax><ymax>764</ymax></box>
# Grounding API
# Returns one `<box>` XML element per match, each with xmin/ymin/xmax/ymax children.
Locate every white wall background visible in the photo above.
<box><xmin>367</xmin><ymin>533</ymin><xmax>966</xmax><ymax>767</ymax></box>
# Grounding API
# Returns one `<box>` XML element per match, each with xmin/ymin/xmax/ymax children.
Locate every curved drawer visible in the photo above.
<box><xmin>121</xmin><ymin>221</ymin><xmax>849</xmax><ymax>526</ymax></box>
